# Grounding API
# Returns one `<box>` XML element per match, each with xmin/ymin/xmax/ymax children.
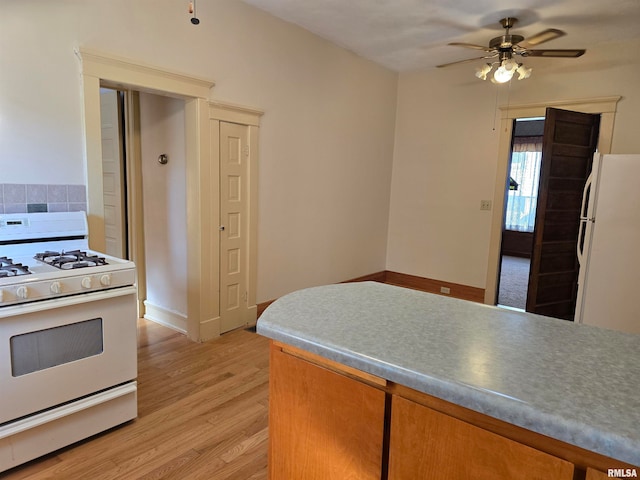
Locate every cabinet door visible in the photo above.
<box><xmin>269</xmin><ymin>346</ymin><xmax>385</xmax><ymax>480</ymax></box>
<box><xmin>388</xmin><ymin>396</ymin><xmax>574</xmax><ymax>480</ymax></box>
<box><xmin>586</xmin><ymin>469</ymin><xmax>609</xmax><ymax>480</ymax></box>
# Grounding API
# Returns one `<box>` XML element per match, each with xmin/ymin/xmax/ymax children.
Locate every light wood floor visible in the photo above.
<box><xmin>3</xmin><ymin>319</ymin><xmax>270</xmax><ymax>480</ymax></box>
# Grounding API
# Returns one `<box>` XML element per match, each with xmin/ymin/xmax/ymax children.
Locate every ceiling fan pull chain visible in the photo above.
<box><xmin>492</xmin><ymin>84</ymin><xmax>500</xmax><ymax>131</ymax></box>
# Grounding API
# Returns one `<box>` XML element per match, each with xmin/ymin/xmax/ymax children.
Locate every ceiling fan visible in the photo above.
<box><xmin>437</xmin><ymin>18</ymin><xmax>586</xmax><ymax>83</ymax></box>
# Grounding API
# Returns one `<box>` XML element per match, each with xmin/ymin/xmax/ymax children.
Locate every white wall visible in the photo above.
<box><xmin>0</xmin><ymin>0</ymin><xmax>398</xmax><ymax>303</ymax></box>
<box><xmin>139</xmin><ymin>93</ymin><xmax>188</xmax><ymax>318</ymax></box>
<box><xmin>387</xmin><ymin>38</ymin><xmax>640</xmax><ymax>289</ymax></box>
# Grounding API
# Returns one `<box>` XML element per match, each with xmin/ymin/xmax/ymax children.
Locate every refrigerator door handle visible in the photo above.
<box><xmin>580</xmin><ymin>171</ymin><xmax>593</xmax><ymax>220</ymax></box>
<box><xmin>577</xmin><ymin>172</ymin><xmax>594</xmax><ymax>264</ymax></box>
<box><xmin>577</xmin><ymin>219</ymin><xmax>587</xmax><ymax>265</ymax></box>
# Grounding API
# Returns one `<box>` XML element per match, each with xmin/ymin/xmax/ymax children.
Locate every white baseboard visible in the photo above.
<box><xmin>143</xmin><ymin>301</ymin><xmax>187</xmax><ymax>334</ymax></box>
<box><xmin>143</xmin><ymin>303</ymin><xmax>258</xmax><ymax>341</ymax></box>
<box><xmin>247</xmin><ymin>304</ymin><xmax>257</xmax><ymax>326</ymax></box>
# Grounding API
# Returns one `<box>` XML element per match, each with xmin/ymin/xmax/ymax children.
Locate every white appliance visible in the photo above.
<box><xmin>575</xmin><ymin>153</ymin><xmax>640</xmax><ymax>334</ymax></box>
<box><xmin>0</xmin><ymin>211</ymin><xmax>138</xmax><ymax>472</ymax></box>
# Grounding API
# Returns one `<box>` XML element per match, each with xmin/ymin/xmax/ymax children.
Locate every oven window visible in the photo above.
<box><xmin>10</xmin><ymin>318</ymin><xmax>104</xmax><ymax>376</ymax></box>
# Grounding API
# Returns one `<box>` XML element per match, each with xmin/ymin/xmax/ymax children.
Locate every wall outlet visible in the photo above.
<box><xmin>480</xmin><ymin>200</ymin><xmax>492</xmax><ymax>211</ymax></box>
<box><xmin>440</xmin><ymin>286</ymin><xmax>451</xmax><ymax>294</ymax></box>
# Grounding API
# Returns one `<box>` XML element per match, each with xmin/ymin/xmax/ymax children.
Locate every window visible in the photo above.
<box><xmin>504</xmin><ymin>136</ymin><xmax>543</xmax><ymax>232</ymax></box>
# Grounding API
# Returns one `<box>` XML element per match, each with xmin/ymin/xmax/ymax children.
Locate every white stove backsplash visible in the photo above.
<box><xmin>0</xmin><ymin>183</ymin><xmax>87</xmax><ymax>214</ymax></box>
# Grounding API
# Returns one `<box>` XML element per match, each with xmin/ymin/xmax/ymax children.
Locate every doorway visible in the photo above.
<box><xmin>497</xmin><ymin>118</ymin><xmax>544</xmax><ymax>310</ymax></box>
<box><xmin>80</xmin><ymin>49</ymin><xmax>261</xmax><ymax>342</ymax></box>
<box><xmin>485</xmin><ymin>97</ymin><xmax>621</xmax><ymax>316</ymax></box>
<box><xmin>497</xmin><ymin>109</ymin><xmax>601</xmax><ymax>319</ymax></box>
<box><xmin>496</xmin><ymin>109</ymin><xmax>601</xmax><ymax>320</ymax></box>
<box><xmin>98</xmin><ymin>89</ymin><xmax>261</xmax><ymax>337</ymax></box>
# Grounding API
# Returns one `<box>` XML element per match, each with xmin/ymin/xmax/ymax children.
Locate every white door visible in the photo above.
<box><xmin>220</xmin><ymin>122</ymin><xmax>249</xmax><ymax>333</ymax></box>
<box><xmin>100</xmin><ymin>88</ymin><xmax>126</xmax><ymax>258</ymax></box>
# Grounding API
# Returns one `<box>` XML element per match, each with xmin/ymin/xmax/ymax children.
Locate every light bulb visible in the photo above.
<box><xmin>493</xmin><ymin>64</ymin><xmax>514</xmax><ymax>83</ymax></box>
<box><xmin>504</xmin><ymin>58</ymin><xmax>518</xmax><ymax>72</ymax></box>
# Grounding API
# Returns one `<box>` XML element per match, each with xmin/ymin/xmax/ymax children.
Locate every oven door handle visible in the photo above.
<box><xmin>0</xmin><ymin>286</ymin><xmax>137</xmax><ymax>318</ymax></box>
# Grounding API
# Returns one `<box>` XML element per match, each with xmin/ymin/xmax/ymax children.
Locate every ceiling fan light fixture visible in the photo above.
<box><xmin>475</xmin><ymin>63</ymin><xmax>492</xmax><ymax>80</ymax></box>
<box><xmin>516</xmin><ymin>63</ymin><xmax>532</xmax><ymax>80</ymax></box>
<box><xmin>441</xmin><ymin>17</ymin><xmax>583</xmax><ymax>85</ymax></box>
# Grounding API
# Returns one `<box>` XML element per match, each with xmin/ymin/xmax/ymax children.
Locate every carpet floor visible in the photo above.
<box><xmin>498</xmin><ymin>255</ymin><xmax>530</xmax><ymax>310</ymax></box>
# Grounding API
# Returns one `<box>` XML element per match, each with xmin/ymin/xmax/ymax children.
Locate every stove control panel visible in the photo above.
<box><xmin>0</xmin><ymin>268</ymin><xmax>136</xmax><ymax>307</ymax></box>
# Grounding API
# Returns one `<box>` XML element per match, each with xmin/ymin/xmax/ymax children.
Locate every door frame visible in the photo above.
<box><xmin>78</xmin><ymin>48</ymin><xmax>261</xmax><ymax>341</ymax></box>
<box><xmin>485</xmin><ymin>96</ymin><xmax>621</xmax><ymax>306</ymax></box>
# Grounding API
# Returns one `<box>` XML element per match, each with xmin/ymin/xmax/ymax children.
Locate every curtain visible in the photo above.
<box><xmin>504</xmin><ymin>136</ymin><xmax>543</xmax><ymax>232</ymax></box>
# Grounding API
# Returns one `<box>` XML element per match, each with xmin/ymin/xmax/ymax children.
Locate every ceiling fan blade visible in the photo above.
<box><xmin>448</xmin><ymin>42</ymin><xmax>495</xmax><ymax>53</ymax></box>
<box><xmin>518</xmin><ymin>28</ymin><xmax>565</xmax><ymax>48</ymax></box>
<box><xmin>436</xmin><ymin>55</ymin><xmax>497</xmax><ymax>68</ymax></box>
<box><xmin>522</xmin><ymin>49</ymin><xmax>586</xmax><ymax>58</ymax></box>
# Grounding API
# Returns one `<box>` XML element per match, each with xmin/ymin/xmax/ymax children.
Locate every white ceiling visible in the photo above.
<box><xmin>241</xmin><ymin>0</ymin><xmax>640</xmax><ymax>72</ymax></box>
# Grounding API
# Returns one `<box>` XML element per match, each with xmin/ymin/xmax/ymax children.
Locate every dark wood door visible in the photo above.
<box><xmin>526</xmin><ymin>108</ymin><xmax>600</xmax><ymax>319</ymax></box>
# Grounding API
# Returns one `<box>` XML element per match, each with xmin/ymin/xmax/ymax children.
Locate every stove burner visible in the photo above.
<box><xmin>0</xmin><ymin>256</ymin><xmax>32</xmax><ymax>277</ymax></box>
<box><xmin>34</xmin><ymin>250</ymin><xmax>108</xmax><ymax>270</ymax></box>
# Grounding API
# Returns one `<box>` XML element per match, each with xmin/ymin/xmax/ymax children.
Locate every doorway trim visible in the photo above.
<box><xmin>78</xmin><ymin>47</ymin><xmax>225</xmax><ymax>342</ymax></box>
<box><xmin>485</xmin><ymin>96</ymin><xmax>621</xmax><ymax>306</ymax></box>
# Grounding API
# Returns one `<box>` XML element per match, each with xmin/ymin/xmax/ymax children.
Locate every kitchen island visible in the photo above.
<box><xmin>257</xmin><ymin>282</ymin><xmax>639</xmax><ymax>479</ymax></box>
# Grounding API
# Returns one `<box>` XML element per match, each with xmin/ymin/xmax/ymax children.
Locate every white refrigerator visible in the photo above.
<box><xmin>575</xmin><ymin>153</ymin><xmax>640</xmax><ymax>334</ymax></box>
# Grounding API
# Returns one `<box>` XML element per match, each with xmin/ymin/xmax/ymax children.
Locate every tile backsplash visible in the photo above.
<box><xmin>0</xmin><ymin>184</ymin><xmax>87</xmax><ymax>214</ymax></box>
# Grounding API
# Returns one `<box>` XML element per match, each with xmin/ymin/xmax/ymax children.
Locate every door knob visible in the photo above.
<box><xmin>219</xmin><ymin>225</ymin><xmax>225</xmax><ymax>231</ymax></box>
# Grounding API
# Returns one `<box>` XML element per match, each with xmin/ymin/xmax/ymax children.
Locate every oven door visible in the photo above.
<box><xmin>0</xmin><ymin>287</ymin><xmax>137</xmax><ymax>424</ymax></box>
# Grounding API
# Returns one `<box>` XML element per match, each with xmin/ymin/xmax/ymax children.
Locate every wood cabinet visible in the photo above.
<box><xmin>586</xmin><ymin>468</ymin><xmax>610</xmax><ymax>480</ymax></box>
<box><xmin>388</xmin><ymin>395</ymin><xmax>574</xmax><ymax>480</ymax></box>
<box><xmin>268</xmin><ymin>342</ymin><xmax>637</xmax><ymax>479</ymax></box>
<box><xmin>268</xmin><ymin>345</ymin><xmax>386</xmax><ymax>479</ymax></box>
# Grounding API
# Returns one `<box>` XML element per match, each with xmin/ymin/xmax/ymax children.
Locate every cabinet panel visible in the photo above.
<box><xmin>269</xmin><ymin>345</ymin><xmax>385</xmax><ymax>480</ymax></box>
<box><xmin>586</xmin><ymin>469</ymin><xmax>609</xmax><ymax>480</ymax></box>
<box><xmin>388</xmin><ymin>396</ymin><xmax>574</xmax><ymax>480</ymax></box>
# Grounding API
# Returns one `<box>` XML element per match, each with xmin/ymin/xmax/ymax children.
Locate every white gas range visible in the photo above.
<box><xmin>0</xmin><ymin>211</ymin><xmax>138</xmax><ymax>472</ymax></box>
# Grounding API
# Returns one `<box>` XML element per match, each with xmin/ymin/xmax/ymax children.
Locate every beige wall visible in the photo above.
<box><xmin>3</xmin><ymin>0</ymin><xmax>638</xmax><ymax>305</ymax></box>
<box><xmin>0</xmin><ymin>0</ymin><xmax>398</xmax><ymax>304</ymax></box>
<box><xmin>387</xmin><ymin>38</ymin><xmax>640</xmax><ymax>289</ymax></box>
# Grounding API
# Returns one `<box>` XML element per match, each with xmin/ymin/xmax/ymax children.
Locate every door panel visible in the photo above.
<box><xmin>549</xmin><ymin>156</ymin><xmax>591</xmax><ymax>177</ymax></box>
<box><xmin>388</xmin><ymin>396</ymin><xmax>574</xmax><ymax>480</ymax></box>
<box><xmin>269</xmin><ymin>346</ymin><xmax>385</xmax><ymax>480</ymax></box>
<box><xmin>526</xmin><ymin>108</ymin><xmax>600</xmax><ymax>319</ymax></box>
<box><xmin>220</xmin><ymin>122</ymin><xmax>249</xmax><ymax>333</ymax></box>
<box><xmin>100</xmin><ymin>89</ymin><xmax>126</xmax><ymax>258</ymax></box>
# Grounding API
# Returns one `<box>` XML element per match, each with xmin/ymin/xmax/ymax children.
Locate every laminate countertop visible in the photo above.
<box><xmin>256</xmin><ymin>281</ymin><xmax>640</xmax><ymax>466</ymax></box>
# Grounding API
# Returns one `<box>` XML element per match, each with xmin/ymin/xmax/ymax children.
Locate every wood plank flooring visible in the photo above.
<box><xmin>2</xmin><ymin>319</ymin><xmax>270</xmax><ymax>480</ymax></box>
